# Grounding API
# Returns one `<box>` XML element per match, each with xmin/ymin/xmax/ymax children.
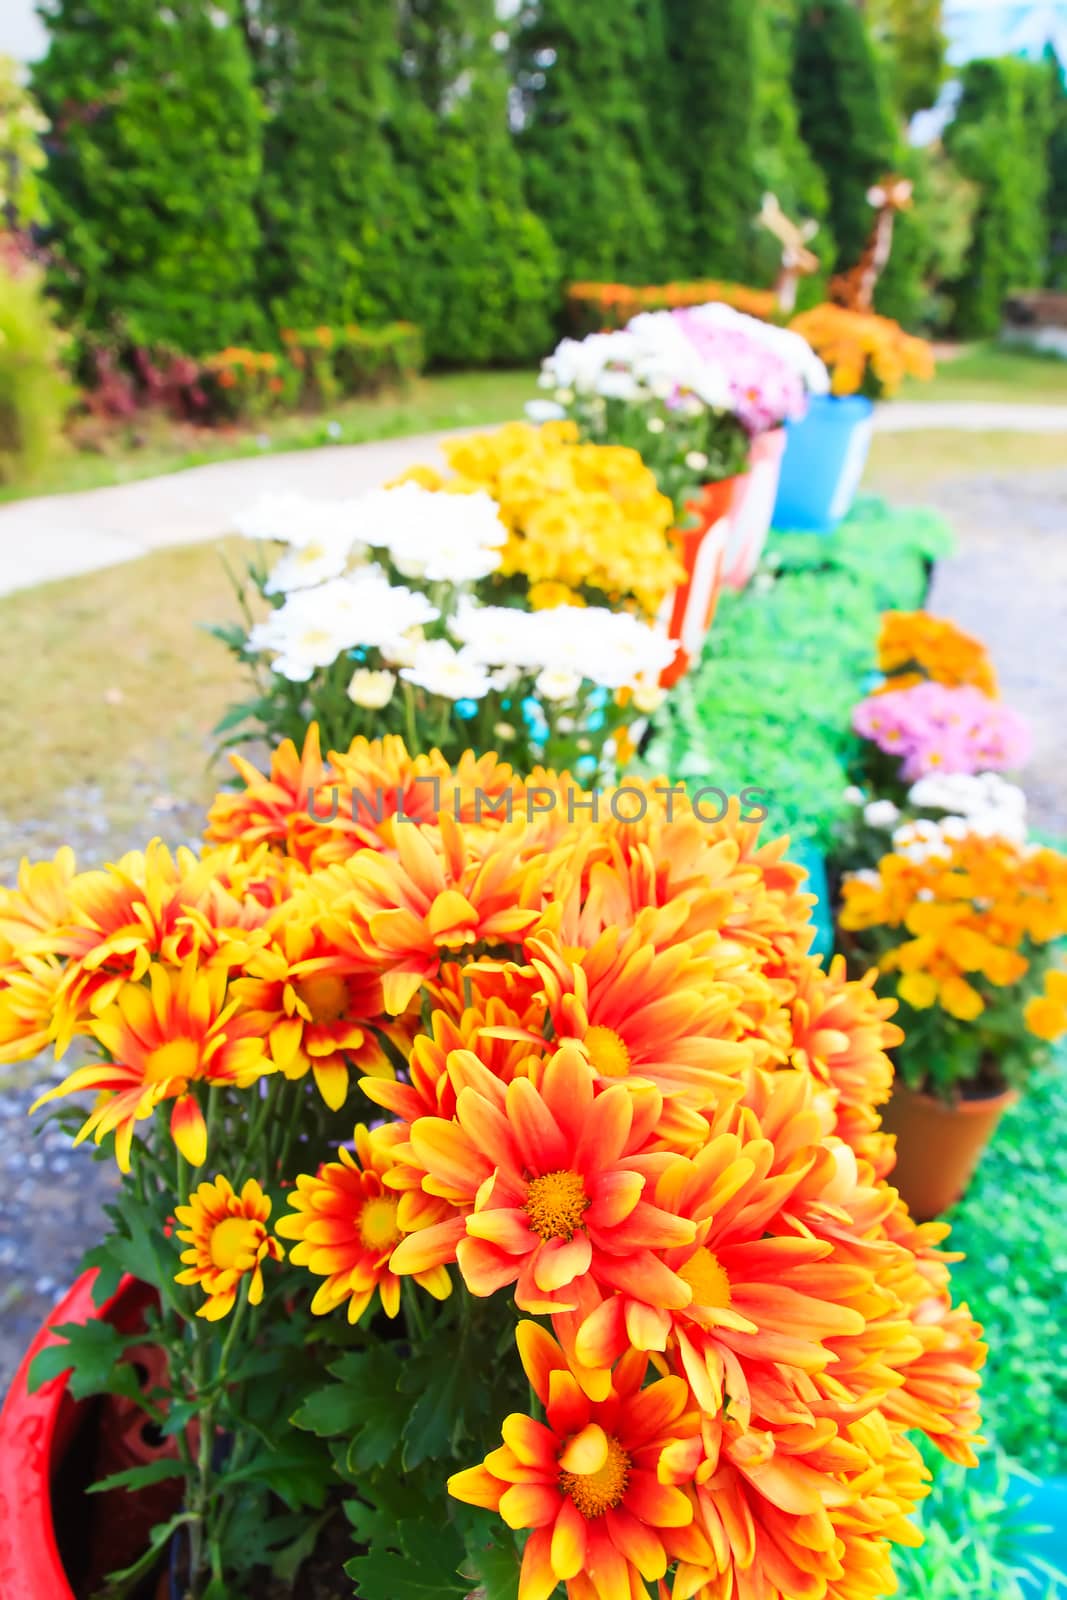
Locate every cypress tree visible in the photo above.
<box><xmin>946</xmin><ymin>57</ymin><xmax>1055</xmax><ymax>336</ymax></box>
<box><xmin>248</xmin><ymin>0</ymin><xmax>410</xmax><ymax>329</ymax></box>
<box><xmin>792</xmin><ymin>0</ymin><xmax>898</xmax><ymax>273</ymax></box>
<box><xmin>753</xmin><ymin>0</ymin><xmax>832</xmax><ymax>297</ymax></box>
<box><xmin>664</xmin><ymin>0</ymin><xmax>762</xmax><ymax>281</ymax></box>
<box><xmin>33</xmin><ymin>0</ymin><xmax>264</xmax><ymax>353</ymax></box>
<box><xmin>384</xmin><ymin>0</ymin><xmax>560</xmax><ymax>364</ymax></box>
<box><xmin>513</xmin><ymin>1</ymin><xmax>669</xmax><ymax>283</ymax></box>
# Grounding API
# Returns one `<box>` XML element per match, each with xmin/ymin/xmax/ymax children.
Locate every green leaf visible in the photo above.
<box><xmin>325</xmin><ymin>1346</ymin><xmax>410</xmax><ymax>1474</ymax></box>
<box><xmin>270</xmin><ymin>1508</ymin><xmax>335</xmax><ymax>1586</ymax></box>
<box><xmin>95</xmin><ymin>1511</ymin><xmax>195</xmax><ymax>1598</ymax></box>
<box><xmin>291</xmin><ymin>1378</ymin><xmax>372</xmax><ymax>1440</ymax></box>
<box><xmin>400</xmin><ymin>1347</ymin><xmax>486</xmax><ymax>1470</ymax></box>
<box><xmin>460</xmin><ymin>1517</ymin><xmax>522</xmax><ymax>1600</ymax></box>
<box><xmin>344</xmin><ymin>1498</ymin><xmax>468</xmax><ymax>1600</ymax></box>
<box><xmin>88</xmin><ymin>1459</ymin><xmax>186</xmax><ymax>1495</ymax></box>
<box><xmin>28</xmin><ymin>1318</ymin><xmax>138</xmax><ymax>1400</ymax></box>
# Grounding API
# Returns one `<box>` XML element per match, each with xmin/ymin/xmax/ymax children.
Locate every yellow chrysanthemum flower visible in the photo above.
<box><xmin>174</xmin><ymin>1175</ymin><xmax>284</xmax><ymax>1321</ymax></box>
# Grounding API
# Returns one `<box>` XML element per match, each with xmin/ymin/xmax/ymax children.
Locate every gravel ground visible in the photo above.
<box><xmin>1</xmin><ymin>469</ymin><xmax>1064</xmax><ymax>1393</ymax></box>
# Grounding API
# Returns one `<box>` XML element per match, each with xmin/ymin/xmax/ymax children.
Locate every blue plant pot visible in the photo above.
<box><xmin>789</xmin><ymin>841</ymin><xmax>834</xmax><ymax>963</ymax></box>
<box><xmin>772</xmin><ymin>394</ymin><xmax>875</xmax><ymax>534</ymax></box>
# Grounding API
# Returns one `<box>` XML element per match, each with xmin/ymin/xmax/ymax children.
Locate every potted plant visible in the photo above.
<box><xmin>0</xmin><ymin>729</ymin><xmax>987</xmax><ymax>1598</ymax></box>
<box><xmin>533</xmin><ymin>317</ymin><xmax>751</xmax><ymax>683</ymax></box>
<box><xmin>667</xmin><ymin>300</ymin><xmax>831</xmax><ymax>589</ymax></box>
<box><xmin>838</xmin><ymin>826</ymin><xmax>1067</xmax><ymax>1218</ymax></box>
<box><xmin>775</xmin><ymin>304</ymin><xmax>935</xmax><ymax>533</ymax></box>
<box><xmin>221</xmin><ymin>434</ymin><xmax>679</xmax><ymax>778</ymax></box>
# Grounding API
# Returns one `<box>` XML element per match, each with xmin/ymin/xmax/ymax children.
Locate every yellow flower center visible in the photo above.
<box><xmin>359</xmin><ymin>1196</ymin><xmax>402</xmax><ymax>1252</ymax></box>
<box><xmin>143</xmin><ymin>1037</ymin><xmax>201</xmax><ymax>1084</ymax></box>
<box><xmin>583</xmin><ymin>1024</ymin><xmax>632</xmax><ymax>1078</ymax></box>
<box><xmin>559</xmin><ymin>1434</ymin><xmax>631</xmax><ymax>1518</ymax></box>
<box><xmin>209</xmin><ymin>1216</ymin><xmax>260</xmax><ymax>1270</ymax></box>
<box><xmin>679</xmin><ymin>1246</ymin><xmax>733</xmax><ymax>1309</ymax></box>
<box><xmin>295</xmin><ymin>973</ymin><xmax>348</xmax><ymax>1024</ymax></box>
<box><xmin>524</xmin><ymin>1170</ymin><xmax>589</xmax><ymax>1241</ymax></box>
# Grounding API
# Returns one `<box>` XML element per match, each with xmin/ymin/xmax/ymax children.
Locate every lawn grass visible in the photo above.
<box><xmin>864</xmin><ymin>427</ymin><xmax>1067</xmax><ymax>492</ymax></box>
<box><xmin>0</xmin><ymin>368</ymin><xmax>540</xmax><ymax>505</ymax></box>
<box><xmin>902</xmin><ymin>340</ymin><xmax>1067</xmax><ymax>405</ymax></box>
<box><xmin>0</xmin><ymin>539</ymin><xmax>251</xmax><ymax>830</ymax></box>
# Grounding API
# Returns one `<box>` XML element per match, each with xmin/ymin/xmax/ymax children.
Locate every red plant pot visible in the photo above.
<box><xmin>0</xmin><ymin>1271</ymin><xmax>153</xmax><ymax>1600</ymax></box>
<box><xmin>722</xmin><ymin>427</ymin><xmax>787</xmax><ymax>591</ymax></box>
<box><xmin>660</xmin><ymin>473</ymin><xmax>747</xmax><ymax>688</ymax></box>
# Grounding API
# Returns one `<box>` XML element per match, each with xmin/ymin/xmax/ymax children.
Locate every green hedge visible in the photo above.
<box><xmin>642</xmin><ymin>498</ymin><xmax>954</xmax><ymax>851</ymax></box>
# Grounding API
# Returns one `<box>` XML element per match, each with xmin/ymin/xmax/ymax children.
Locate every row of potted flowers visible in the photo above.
<box><xmin>831</xmin><ymin>608</ymin><xmax>1067</xmax><ymax>1219</ymax></box>
<box><xmin>0</xmin><ymin>311</ymin><xmax>969</xmax><ymax>1600</ymax></box>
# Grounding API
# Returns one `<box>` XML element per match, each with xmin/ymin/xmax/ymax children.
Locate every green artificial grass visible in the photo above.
<box><xmin>945</xmin><ymin>1062</ymin><xmax>1067</xmax><ymax>1478</ymax></box>
<box><xmin>642</xmin><ymin>497</ymin><xmax>954</xmax><ymax>850</ymax></box>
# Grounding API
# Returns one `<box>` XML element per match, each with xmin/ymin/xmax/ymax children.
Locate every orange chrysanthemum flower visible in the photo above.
<box><xmin>174</xmin><ymin>1175</ymin><xmax>283</xmax><ymax>1320</ymax></box>
<box><xmin>389</xmin><ymin>1044</ymin><xmax>695</xmax><ymax>1316</ymax></box>
<box><xmin>230</xmin><ymin>918</ymin><xmax>394</xmax><ymax>1110</ymax></box>
<box><xmin>317</xmin><ymin>813</ymin><xmax>542</xmax><ymax>1013</ymax></box>
<box><xmin>877</xmin><ymin>610</ymin><xmax>998</xmax><ymax>696</ymax></box>
<box><xmin>32</xmin><ymin>961</ymin><xmax>274</xmax><ymax>1171</ymax></box>
<box><xmin>449</xmin><ymin>1322</ymin><xmax>704</xmax><ymax>1600</ymax></box>
<box><xmin>276</xmin><ymin>1124</ymin><xmax>452</xmax><ymax>1322</ymax></box>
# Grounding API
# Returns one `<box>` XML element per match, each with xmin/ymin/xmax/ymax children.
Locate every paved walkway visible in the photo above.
<box><xmin>2</xmin><ymin>403</ymin><xmax>1067</xmax><ymax>598</ymax></box>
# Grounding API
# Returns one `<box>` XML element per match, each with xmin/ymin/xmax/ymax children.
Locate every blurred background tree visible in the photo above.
<box><xmin>0</xmin><ymin>53</ymin><xmax>49</xmax><ymax>232</ymax></box>
<box><xmin>866</xmin><ymin>0</ymin><xmax>948</xmax><ymax>120</ymax></box>
<box><xmin>945</xmin><ymin>55</ymin><xmax>1056</xmax><ymax>335</ymax></box>
<box><xmin>247</xmin><ymin>0</ymin><xmax>407</xmax><ymax>330</ymax></box>
<box><xmin>792</xmin><ymin>0</ymin><xmax>900</xmax><ymax>272</ymax></box>
<box><xmin>512</xmin><ymin>0</ymin><xmax>668</xmax><ymax>282</ymax></box>
<box><xmin>662</xmin><ymin>0</ymin><xmax>761</xmax><ymax>279</ymax></box>
<box><xmin>32</xmin><ymin>0</ymin><xmax>265</xmax><ymax>352</ymax></box>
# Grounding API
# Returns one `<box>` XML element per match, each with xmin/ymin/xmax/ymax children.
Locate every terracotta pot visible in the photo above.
<box><xmin>659</xmin><ymin>474</ymin><xmax>747</xmax><ymax>688</ymax></box>
<box><xmin>0</xmin><ymin>1271</ymin><xmax>164</xmax><ymax>1600</ymax></box>
<box><xmin>722</xmin><ymin>428</ymin><xmax>787</xmax><ymax>591</ymax></box>
<box><xmin>881</xmin><ymin>1078</ymin><xmax>1018</xmax><ymax>1221</ymax></box>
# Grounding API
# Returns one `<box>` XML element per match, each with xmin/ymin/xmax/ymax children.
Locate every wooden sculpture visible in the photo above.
<box><xmin>829</xmin><ymin>174</ymin><xmax>914</xmax><ymax>312</ymax></box>
<box><xmin>756</xmin><ymin>192</ymin><xmax>820</xmax><ymax>315</ymax></box>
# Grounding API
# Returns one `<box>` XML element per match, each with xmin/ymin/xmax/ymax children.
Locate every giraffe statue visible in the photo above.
<box><xmin>829</xmin><ymin>174</ymin><xmax>914</xmax><ymax>313</ymax></box>
<box><xmin>757</xmin><ymin>193</ymin><xmax>820</xmax><ymax>315</ymax></box>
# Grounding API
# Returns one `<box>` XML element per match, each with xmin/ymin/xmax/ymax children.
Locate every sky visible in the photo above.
<box><xmin>0</xmin><ymin>0</ymin><xmax>47</xmax><ymax>66</ymax></box>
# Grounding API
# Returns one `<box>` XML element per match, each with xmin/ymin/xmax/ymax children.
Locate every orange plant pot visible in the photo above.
<box><xmin>881</xmin><ymin>1078</ymin><xmax>1018</xmax><ymax>1221</ymax></box>
<box><xmin>659</xmin><ymin>474</ymin><xmax>747</xmax><ymax>688</ymax></box>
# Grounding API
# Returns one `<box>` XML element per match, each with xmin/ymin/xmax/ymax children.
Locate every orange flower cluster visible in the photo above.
<box><xmin>788</xmin><ymin>305</ymin><xmax>934</xmax><ymax>398</ymax></box>
<box><xmin>2</xmin><ymin>727</ymin><xmax>985</xmax><ymax>1600</ymax></box>
<box><xmin>877</xmin><ymin>610</ymin><xmax>999</xmax><ymax>696</ymax></box>
<box><xmin>567</xmin><ymin>280</ymin><xmax>778</xmax><ymax>333</ymax></box>
<box><xmin>840</xmin><ymin>832</ymin><xmax>1067</xmax><ymax>1023</ymax></box>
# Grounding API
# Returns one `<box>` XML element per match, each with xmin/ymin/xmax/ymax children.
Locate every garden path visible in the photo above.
<box><xmin>1</xmin><ymin>403</ymin><xmax>1066</xmax><ymax>597</ymax></box>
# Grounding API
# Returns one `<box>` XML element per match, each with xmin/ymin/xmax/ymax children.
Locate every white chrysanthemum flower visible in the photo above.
<box><xmin>535</xmin><ymin>668</ymin><xmax>583</xmax><ymax>703</ymax></box>
<box><xmin>249</xmin><ymin>567</ymin><xmax>438</xmax><ymax>679</ymax></box>
<box><xmin>450</xmin><ymin>601</ymin><xmax>544</xmax><ymax>670</ymax></box>
<box><xmin>843</xmin><ymin>785</ymin><xmax>865</xmax><ymax>805</ymax></box>
<box><xmin>400</xmin><ymin>640</ymin><xmax>493</xmax><ymax>701</ymax></box>
<box><xmin>863</xmin><ymin>799</ymin><xmax>900</xmax><ymax>829</ymax></box>
<box><xmin>231</xmin><ymin>492</ymin><xmax>356</xmax><ymax>546</ymax></box>
<box><xmin>525</xmin><ymin>398</ymin><xmax>567</xmax><ymax>423</ymax></box>
<box><xmin>265</xmin><ymin>533</ymin><xmax>352</xmax><ymax>594</ymax></box>
<box><xmin>347</xmin><ymin>668</ymin><xmax>396</xmax><ymax>709</ymax></box>
<box><xmin>684</xmin><ymin>450</ymin><xmax>709</xmax><ymax>472</ymax></box>
<box><xmin>360</xmin><ymin>484</ymin><xmax>506</xmax><ymax>584</ymax></box>
<box><xmin>646</xmin><ymin>416</ymin><xmax>666</xmax><ymax>434</ymax></box>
